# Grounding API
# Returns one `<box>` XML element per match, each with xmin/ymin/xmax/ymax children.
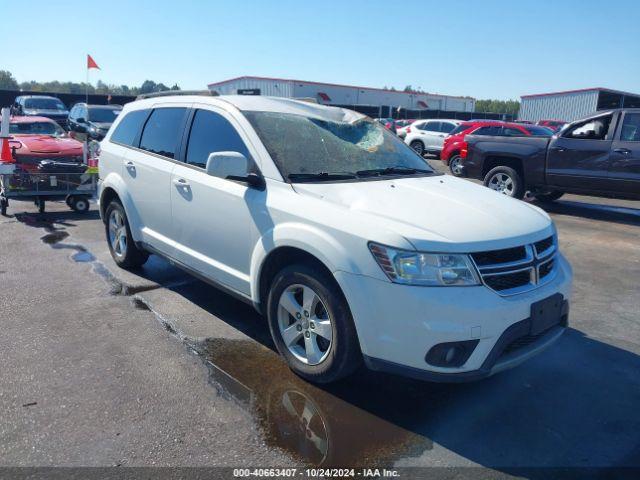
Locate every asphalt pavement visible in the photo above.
<box><xmin>0</xmin><ymin>159</ymin><xmax>638</xmax><ymax>475</ymax></box>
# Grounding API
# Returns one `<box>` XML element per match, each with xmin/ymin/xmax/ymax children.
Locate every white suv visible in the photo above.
<box><xmin>98</xmin><ymin>94</ymin><xmax>572</xmax><ymax>384</ymax></box>
<box><xmin>404</xmin><ymin>119</ymin><xmax>460</xmax><ymax>156</ymax></box>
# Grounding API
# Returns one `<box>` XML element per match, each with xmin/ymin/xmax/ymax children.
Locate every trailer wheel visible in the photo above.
<box><xmin>70</xmin><ymin>196</ymin><xmax>90</xmax><ymax>213</ymax></box>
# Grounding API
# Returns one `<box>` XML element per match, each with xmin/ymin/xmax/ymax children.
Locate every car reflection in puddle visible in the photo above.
<box><xmin>189</xmin><ymin>338</ymin><xmax>433</xmax><ymax>467</ymax></box>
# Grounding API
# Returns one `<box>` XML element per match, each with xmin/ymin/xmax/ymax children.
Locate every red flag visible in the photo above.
<box><xmin>87</xmin><ymin>54</ymin><xmax>100</xmax><ymax>70</ymax></box>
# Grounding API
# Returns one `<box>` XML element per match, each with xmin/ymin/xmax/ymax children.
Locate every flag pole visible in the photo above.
<box><xmin>85</xmin><ymin>54</ymin><xmax>89</xmax><ymax>104</ymax></box>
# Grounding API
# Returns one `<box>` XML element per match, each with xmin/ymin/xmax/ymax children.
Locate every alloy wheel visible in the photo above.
<box><xmin>108</xmin><ymin>209</ymin><xmax>128</xmax><ymax>259</ymax></box>
<box><xmin>488</xmin><ymin>172</ymin><xmax>514</xmax><ymax>196</ymax></box>
<box><xmin>277</xmin><ymin>284</ymin><xmax>333</xmax><ymax>365</ymax></box>
<box><xmin>410</xmin><ymin>141</ymin><xmax>424</xmax><ymax>155</ymax></box>
<box><xmin>450</xmin><ymin>156</ymin><xmax>463</xmax><ymax>175</ymax></box>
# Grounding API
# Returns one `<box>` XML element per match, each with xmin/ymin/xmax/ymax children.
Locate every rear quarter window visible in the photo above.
<box><xmin>110</xmin><ymin>109</ymin><xmax>150</xmax><ymax>146</ymax></box>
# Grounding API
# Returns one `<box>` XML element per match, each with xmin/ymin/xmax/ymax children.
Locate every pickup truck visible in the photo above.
<box><xmin>461</xmin><ymin>108</ymin><xmax>640</xmax><ymax>201</ymax></box>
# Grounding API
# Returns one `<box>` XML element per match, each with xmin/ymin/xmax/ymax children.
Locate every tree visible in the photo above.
<box><xmin>403</xmin><ymin>85</ymin><xmax>413</xmax><ymax>92</ymax></box>
<box><xmin>139</xmin><ymin>80</ymin><xmax>158</xmax><ymax>94</ymax></box>
<box><xmin>0</xmin><ymin>71</ymin><xmax>19</xmax><ymax>90</ymax></box>
<box><xmin>475</xmin><ymin>99</ymin><xmax>520</xmax><ymax>116</ymax></box>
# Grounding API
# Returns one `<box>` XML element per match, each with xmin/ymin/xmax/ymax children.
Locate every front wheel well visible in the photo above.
<box><xmin>100</xmin><ymin>187</ymin><xmax>121</xmax><ymax>220</ymax></box>
<box><xmin>257</xmin><ymin>247</ymin><xmax>336</xmax><ymax>315</ymax></box>
<box><xmin>482</xmin><ymin>156</ymin><xmax>524</xmax><ymax>181</ymax></box>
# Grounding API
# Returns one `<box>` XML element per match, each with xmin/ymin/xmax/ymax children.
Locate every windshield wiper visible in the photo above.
<box><xmin>287</xmin><ymin>172</ymin><xmax>357</xmax><ymax>182</ymax></box>
<box><xmin>355</xmin><ymin>166</ymin><xmax>433</xmax><ymax>177</ymax></box>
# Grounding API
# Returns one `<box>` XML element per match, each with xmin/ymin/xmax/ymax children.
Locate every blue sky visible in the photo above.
<box><xmin>5</xmin><ymin>0</ymin><xmax>640</xmax><ymax>100</ymax></box>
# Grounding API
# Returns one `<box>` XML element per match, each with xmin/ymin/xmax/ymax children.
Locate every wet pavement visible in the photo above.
<box><xmin>1</xmin><ymin>160</ymin><xmax>639</xmax><ymax>473</ymax></box>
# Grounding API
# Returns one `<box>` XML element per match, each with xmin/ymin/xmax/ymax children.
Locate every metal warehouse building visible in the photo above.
<box><xmin>207</xmin><ymin>76</ymin><xmax>475</xmax><ymax>114</ymax></box>
<box><xmin>519</xmin><ymin>87</ymin><xmax>640</xmax><ymax>123</ymax></box>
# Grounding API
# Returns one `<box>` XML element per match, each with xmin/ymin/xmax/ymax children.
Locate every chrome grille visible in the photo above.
<box><xmin>472</xmin><ymin>235</ymin><xmax>557</xmax><ymax>295</ymax></box>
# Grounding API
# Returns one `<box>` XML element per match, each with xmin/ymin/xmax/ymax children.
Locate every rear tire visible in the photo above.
<box><xmin>533</xmin><ymin>190</ymin><xmax>564</xmax><ymax>203</ymax></box>
<box><xmin>105</xmin><ymin>200</ymin><xmax>148</xmax><ymax>269</ymax></box>
<box><xmin>267</xmin><ymin>263</ymin><xmax>362</xmax><ymax>384</ymax></box>
<box><xmin>410</xmin><ymin>140</ymin><xmax>425</xmax><ymax>156</ymax></box>
<box><xmin>449</xmin><ymin>154</ymin><xmax>464</xmax><ymax>177</ymax></box>
<box><xmin>484</xmin><ymin>166</ymin><xmax>525</xmax><ymax>200</ymax></box>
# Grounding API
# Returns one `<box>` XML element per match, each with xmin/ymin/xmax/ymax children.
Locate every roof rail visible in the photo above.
<box><xmin>135</xmin><ymin>90</ymin><xmax>218</xmax><ymax>100</ymax></box>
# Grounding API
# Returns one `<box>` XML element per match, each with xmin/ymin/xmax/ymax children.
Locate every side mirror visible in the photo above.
<box><xmin>206</xmin><ymin>151</ymin><xmax>265</xmax><ymax>190</ymax></box>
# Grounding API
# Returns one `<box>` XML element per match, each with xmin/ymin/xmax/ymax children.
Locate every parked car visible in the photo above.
<box><xmin>404</xmin><ymin>119</ymin><xmax>460</xmax><ymax>156</ymax></box>
<box><xmin>536</xmin><ymin>120</ymin><xmax>567</xmax><ymax>132</ymax></box>
<box><xmin>463</xmin><ymin>109</ymin><xmax>640</xmax><ymax>201</ymax></box>
<box><xmin>395</xmin><ymin>119</ymin><xmax>415</xmax><ymax>139</ymax></box>
<box><xmin>442</xmin><ymin>121</ymin><xmax>553</xmax><ymax>176</ymax></box>
<box><xmin>8</xmin><ymin>116</ymin><xmax>83</xmax><ymax>172</ymax></box>
<box><xmin>68</xmin><ymin>103</ymin><xmax>123</xmax><ymax>140</ymax></box>
<box><xmin>375</xmin><ymin>118</ymin><xmax>397</xmax><ymax>134</ymax></box>
<box><xmin>10</xmin><ymin>95</ymin><xmax>70</xmax><ymax>129</ymax></box>
<box><xmin>99</xmin><ymin>94</ymin><xmax>572</xmax><ymax>384</ymax></box>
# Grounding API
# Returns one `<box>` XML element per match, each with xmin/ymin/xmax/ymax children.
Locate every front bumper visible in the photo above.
<box><xmin>335</xmin><ymin>253</ymin><xmax>572</xmax><ymax>381</ymax></box>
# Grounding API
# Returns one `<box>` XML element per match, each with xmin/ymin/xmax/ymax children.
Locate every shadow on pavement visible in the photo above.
<box><xmin>531</xmin><ymin>199</ymin><xmax>640</xmax><ymax>227</ymax></box>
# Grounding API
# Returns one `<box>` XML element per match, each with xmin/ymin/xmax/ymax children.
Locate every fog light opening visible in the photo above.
<box><xmin>425</xmin><ymin>339</ymin><xmax>480</xmax><ymax>368</ymax></box>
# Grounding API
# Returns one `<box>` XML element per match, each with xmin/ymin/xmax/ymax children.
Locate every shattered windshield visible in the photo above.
<box><xmin>244</xmin><ymin>111</ymin><xmax>433</xmax><ymax>181</ymax></box>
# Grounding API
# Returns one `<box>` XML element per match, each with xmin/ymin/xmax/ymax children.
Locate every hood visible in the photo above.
<box><xmin>293</xmin><ymin>175</ymin><xmax>553</xmax><ymax>252</ymax></box>
<box><xmin>13</xmin><ymin>135</ymin><xmax>83</xmax><ymax>154</ymax></box>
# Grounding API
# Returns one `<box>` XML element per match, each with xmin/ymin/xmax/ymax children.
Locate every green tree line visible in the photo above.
<box><xmin>475</xmin><ymin>99</ymin><xmax>520</xmax><ymax>116</ymax></box>
<box><xmin>0</xmin><ymin>70</ymin><xmax>179</xmax><ymax>96</ymax></box>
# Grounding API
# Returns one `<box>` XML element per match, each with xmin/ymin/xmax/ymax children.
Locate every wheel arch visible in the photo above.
<box><xmin>250</xmin><ymin>224</ymin><xmax>359</xmax><ymax>314</ymax></box>
<box><xmin>482</xmin><ymin>155</ymin><xmax>525</xmax><ymax>182</ymax></box>
<box><xmin>99</xmin><ymin>174</ymin><xmax>143</xmax><ymax>242</ymax></box>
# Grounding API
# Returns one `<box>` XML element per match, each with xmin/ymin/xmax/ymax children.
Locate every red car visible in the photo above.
<box><xmin>441</xmin><ymin>121</ymin><xmax>553</xmax><ymax>176</ymax></box>
<box><xmin>536</xmin><ymin>119</ymin><xmax>567</xmax><ymax>132</ymax></box>
<box><xmin>8</xmin><ymin>116</ymin><xmax>83</xmax><ymax>172</ymax></box>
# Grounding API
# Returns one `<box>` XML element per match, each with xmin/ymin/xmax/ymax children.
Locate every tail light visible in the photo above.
<box><xmin>406</xmin><ymin>126</ymin><xmax>411</xmax><ymax>134</ymax></box>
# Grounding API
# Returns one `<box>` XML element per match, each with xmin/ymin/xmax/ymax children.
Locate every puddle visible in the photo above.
<box><xmin>41</xmin><ymin>230</ymin><xmax>69</xmax><ymax>244</ymax></box>
<box><xmin>188</xmin><ymin>338</ymin><xmax>436</xmax><ymax>467</ymax></box>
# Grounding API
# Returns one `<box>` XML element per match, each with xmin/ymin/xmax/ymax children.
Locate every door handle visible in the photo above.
<box><xmin>173</xmin><ymin>178</ymin><xmax>190</xmax><ymax>188</ymax></box>
<box><xmin>613</xmin><ymin>148</ymin><xmax>631</xmax><ymax>155</ymax></box>
<box><xmin>551</xmin><ymin>146</ymin><xmax>566</xmax><ymax>152</ymax></box>
<box><xmin>125</xmin><ymin>161</ymin><xmax>135</xmax><ymax>168</ymax></box>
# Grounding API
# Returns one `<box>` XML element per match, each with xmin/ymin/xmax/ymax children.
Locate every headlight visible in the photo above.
<box><xmin>369</xmin><ymin>242</ymin><xmax>481</xmax><ymax>286</ymax></box>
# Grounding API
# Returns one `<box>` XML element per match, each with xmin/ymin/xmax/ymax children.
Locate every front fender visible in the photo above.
<box><xmin>249</xmin><ymin>222</ymin><xmax>366</xmax><ymax>304</ymax></box>
<box><xmin>99</xmin><ymin>173</ymin><xmax>144</xmax><ymax>243</ymax></box>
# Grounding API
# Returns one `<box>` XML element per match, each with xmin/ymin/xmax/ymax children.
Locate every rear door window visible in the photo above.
<box><xmin>110</xmin><ymin>109</ymin><xmax>150</xmax><ymax>146</ymax></box>
<box><xmin>503</xmin><ymin>127</ymin><xmax>525</xmax><ymax>136</ymax></box>
<box><xmin>474</xmin><ymin>126</ymin><xmax>503</xmax><ymax>136</ymax></box>
<box><xmin>139</xmin><ymin>108</ymin><xmax>188</xmax><ymax>159</ymax></box>
<box><xmin>620</xmin><ymin>113</ymin><xmax>640</xmax><ymax>141</ymax></box>
<box><xmin>439</xmin><ymin>122</ymin><xmax>456</xmax><ymax>133</ymax></box>
<box><xmin>420</xmin><ymin>121</ymin><xmax>440</xmax><ymax>132</ymax></box>
<box><xmin>185</xmin><ymin>109</ymin><xmax>251</xmax><ymax>168</ymax></box>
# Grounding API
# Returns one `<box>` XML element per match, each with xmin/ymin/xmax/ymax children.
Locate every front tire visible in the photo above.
<box><xmin>484</xmin><ymin>166</ymin><xmax>525</xmax><ymax>199</ymax></box>
<box><xmin>105</xmin><ymin>200</ymin><xmax>149</xmax><ymax>269</ymax></box>
<box><xmin>267</xmin><ymin>263</ymin><xmax>362</xmax><ymax>384</ymax></box>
